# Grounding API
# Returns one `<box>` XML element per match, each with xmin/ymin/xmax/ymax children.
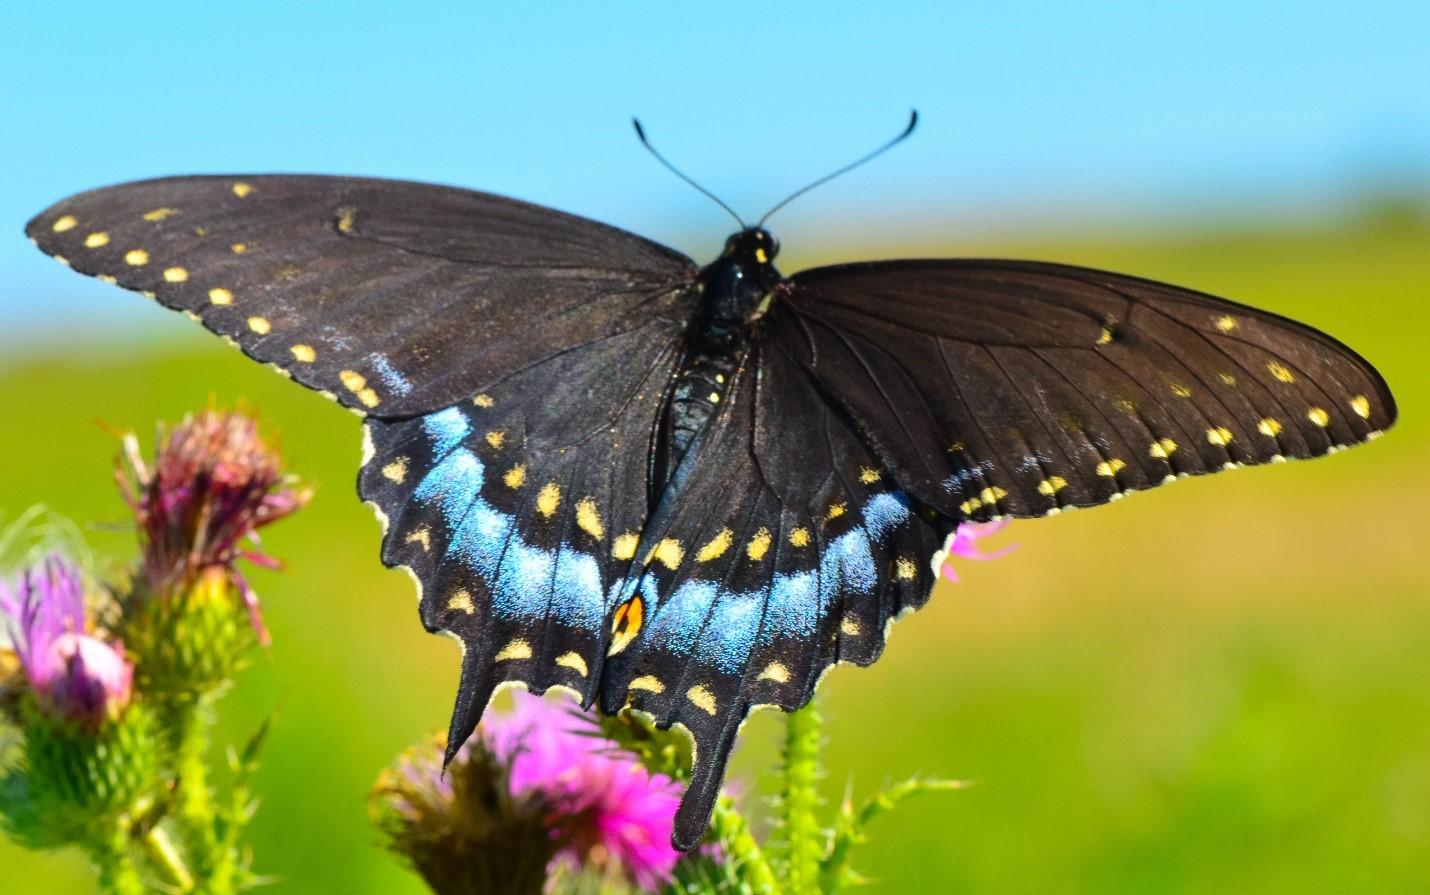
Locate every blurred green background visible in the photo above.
<box><xmin>5</xmin><ymin>2</ymin><xmax>1430</xmax><ymax>892</ymax></box>
<box><xmin>2</xmin><ymin>214</ymin><xmax>1426</xmax><ymax>892</ymax></box>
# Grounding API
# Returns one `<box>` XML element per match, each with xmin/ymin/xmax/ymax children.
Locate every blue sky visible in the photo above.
<box><xmin>3</xmin><ymin>2</ymin><xmax>1426</xmax><ymax>342</ymax></box>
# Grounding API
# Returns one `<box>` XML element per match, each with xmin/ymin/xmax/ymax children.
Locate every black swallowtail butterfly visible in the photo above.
<box><xmin>27</xmin><ymin>134</ymin><xmax>1395</xmax><ymax>849</ymax></box>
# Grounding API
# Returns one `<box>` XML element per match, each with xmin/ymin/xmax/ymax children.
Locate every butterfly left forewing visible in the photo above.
<box><xmin>780</xmin><ymin>259</ymin><xmax>1395</xmax><ymax>521</ymax></box>
<box><xmin>28</xmin><ymin>175</ymin><xmax>696</xmax><ymax>418</ymax></box>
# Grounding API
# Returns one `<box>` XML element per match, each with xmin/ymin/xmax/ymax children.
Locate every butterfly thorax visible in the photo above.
<box><xmin>651</xmin><ymin>229</ymin><xmax>783</xmax><ymax>499</ymax></box>
<box><xmin>693</xmin><ymin>228</ymin><xmax>783</xmax><ymax>341</ymax></box>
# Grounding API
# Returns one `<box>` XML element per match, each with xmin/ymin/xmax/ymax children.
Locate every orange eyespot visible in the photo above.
<box><xmin>608</xmin><ymin>595</ymin><xmax>644</xmax><ymax>656</ymax></box>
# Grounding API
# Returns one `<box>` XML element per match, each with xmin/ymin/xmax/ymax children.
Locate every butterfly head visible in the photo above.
<box><xmin>697</xmin><ymin>229</ymin><xmax>783</xmax><ymax>334</ymax></box>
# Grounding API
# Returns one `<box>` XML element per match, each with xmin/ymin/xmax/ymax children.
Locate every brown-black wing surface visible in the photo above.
<box><xmin>599</xmin><ymin>325</ymin><xmax>958</xmax><ymax>849</ymax></box>
<box><xmin>779</xmin><ymin>259</ymin><xmax>1395</xmax><ymax>522</ymax></box>
<box><xmin>27</xmin><ymin>175</ymin><xmax>696</xmax><ymax>417</ymax></box>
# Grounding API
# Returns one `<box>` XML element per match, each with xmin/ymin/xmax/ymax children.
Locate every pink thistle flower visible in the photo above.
<box><xmin>938</xmin><ymin>521</ymin><xmax>1016</xmax><ymax>582</ymax></box>
<box><xmin>482</xmin><ymin>690</ymin><xmax>683</xmax><ymax>891</ymax></box>
<box><xmin>116</xmin><ymin>408</ymin><xmax>311</xmax><ymax>644</ymax></box>
<box><xmin>0</xmin><ymin>555</ymin><xmax>133</xmax><ymax>726</ymax></box>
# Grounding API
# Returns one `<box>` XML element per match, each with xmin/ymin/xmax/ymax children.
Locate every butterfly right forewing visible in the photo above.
<box><xmin>777</xmin><ymin>259</ymin><xmax>1395</xmax><ymax>522</ymax></box>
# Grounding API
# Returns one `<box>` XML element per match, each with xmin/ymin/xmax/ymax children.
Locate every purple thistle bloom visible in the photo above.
<box><xmin>116</xmin><ymin>408</ymin><xmax>311</xmax><ymax>644</ymax></box>
<box><xmin>483</xmin><ymin>691</ymin><xmax>684</xmax><ymax>890</ymax></box>
<box><xmin>0</xmin><ymin>555</ymin><xmax>132</xmax><ymax>725</ymax></box>
<box><xmin>939</xmin><ymin>520</ymin><xmax>1016</xmax><ymax>582</ymax></box>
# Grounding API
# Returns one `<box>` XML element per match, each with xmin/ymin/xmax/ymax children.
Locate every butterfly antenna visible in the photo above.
<box><xmin>757</xmin><ymin>109</ymin><xmax>919</xmax><ymax>227</ymax></box>
<box><xmin>633</xmin><ymin>118</ymin><xmax>747</xmax><ymax>229</ymax></box>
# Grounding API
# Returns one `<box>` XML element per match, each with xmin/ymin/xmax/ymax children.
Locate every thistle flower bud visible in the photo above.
<box><xmin>0</xmin><ymin>556</ymin><xmax>158</xmax><ymax>847</ymax></box>
<box><xmin>375</xmin><ymin>692</ymin><xmax>685</xmax><ymax>894</ymax></box>
<box><xmin>0</xmin><ymin>555</ymin><xmax>133</xmax><ymax>726</ymax></box>
<box><xmin>373</xmin><ymin>734</ymin><xmax>557</xmax><ymax>895</ymax></box>
<box><xmin>116</xmin><ymin>407</ymin><xmax>311</xmax><ymax>645</ymax></box>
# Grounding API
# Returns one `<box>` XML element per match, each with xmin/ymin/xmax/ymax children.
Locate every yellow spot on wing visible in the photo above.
<box><xmin>484</xmin><ymin>431</ymin><xmax>505</xmax><ymax>449</ymax></box>
<box><xmin>1219</xmin><ymin>373</ymin><xmax>1238</xmax><ymax>387</ymax></box>
<box><xmin>555</xmin><ymin>652</ymin><xmax>588</xmax><ymax>677</ymax></box>
<box><xmin>859</xmin><ymin>467</ymin><xmax>881</xmax><ymax>484</ymax></box>
<box><xmin>1170</xmin><ymin>383</ymin><xmax>1192</xmax><ymax>398</ymax></box>
<box><xmin>163</xmin><ymin>267</ymin><xmax>188</xmax><ymax>283</ymax></box>
<box><xmin>84</xmin><ymin>232</ymin><xmax>109</xmax><ymax>248</ymax></box>
<box><xmin>789</xmin><ymin>527</ymin><xmax>810</xmax><ymax>547</ymax></box>
<box><xmin>825</xmin><ymin>503</ymin><xmax>847</xmax><ymax>522</ymax></box>
<box><xmin>895</xmin><ymin>556</ymin><xmax>918</xmax><ymax>580</ymax></box>
<box><xmin>142</xmin><ymin>207</ymin><xmax>179</xmax><ymax>221</ymax></box>
<box><xmin>576</xmin><ymin>499</ymin><xmax>604</xmax><ymax>539</ymax></box>
<box><xmin>1038</xmin><ymin>476</ymin><xmax>1067</xmax><ymax>496</ymax></box>
<box><xmin>406</xmin><ymin>527</ymin><xmax>431</xmax><ymax>552</ymax></box>
<box><xmin>1350</xmin><ymin>396</ymin><xmax>1371</xmax><ymax>419</ymax></box>
<box><xmin>503</xmin><ymin>464</ymin><xmax>526</xmax><ymax>489</ymax></box>
<box><xmin>1258</xmin><ymin>418</ymin><xmax>1283</xmax><ymax>437</ymax></box>
<box><xmin>231</xmin><ymin>243</ymin><xmax>248</xmax><ymax>254</ymax></box>
<box><xmin>840</xmin><ymin>616</ymin><xmax>861</xmax><ymax>636</ymax></box>
<box><xmin>1206</xmin><ymin>427</ymin><xmax>1234</xmax><ymax>446</ymax></box>
<box><xmin>536</xmin><ymin>483</ymin><xmax>561</xmax><ymax>517</ymax></box>
<box><xmin>447</xmin><ymin>590</ymin><xmax>474</xmax><ymax>613</ymax></box>
<box><xmin>1267</xmin><ymin>361</ymin><xmax>1295</xmax><ymax>383</ymax></box>
<box><xmin>339</xmin><ymin>370</ymin><xmax>367</xmax><ymax>392</ymax></box>
<box><xmin>208</xmin><ymin>288</ymin><xmax>233</xmax><ymax>305</ymax></box>
<box><xmin>1149</xmin><ymin>438</ymin><xmax>1178</xmax><ymax>458</ymax></box>
<box><xmin>1096</xmin><ymin>325</ymin><xmax>1115</xmax><ymax>345</ymax></box>
<box><xmin>1096</xmin><ymin>459</ymin><xmax>1126</xmax><ymax>476</ymax></box>
<box><xmin>697</xmin><ymin>528</ymin><xmax>732</xmax><ymax>562</ymax></box>
<box><xmin>980</xmin><ymin>486</ymin><xmax>1007</xmax><ymax>505</ymax></box>
<box><xmin>1215</xmin><ymin>315</ymin><xmax>1238</xmax><ymax>332</ymax></box>
<box><xmin>686</xmin><ymin>685</ymin><xmax>717</xmax><ymax>715</ymax></box>
<box><xmin>612</xmin><ymin>533</ymin><xmax>638</xmax><ymax>560</ymax></box>
<box><xmin>629</xmin><ymin>675</ymin><xmax>664</xmax><ymax>694</ymax></box>
<box><xmin>124</xmin><ymin>249</ymin><xmax>149</xmax><ymax>266</ymax></box>
<box><xmin>290</xmin><ymin>344</ymin><xmax>316</xmax><ymax>363</ymax></box>
<box><xmin>746</xmin><ymin>528</ymin><xmax>772</xmax><ymax>561</ymax></box>
<box><xmin>357</xmin><ymin>388</ymin><xmax>380</xmax><ymax>409</ymax></box>
<box><xmin>472</xmin><ymin>394</ymin><xmax>494</xmax><ymax>408</ymax></box>
<box><xmin>232</xmin><ymin>182</ymin><xmax>254</xmax><ymax>197</ymax></box>
<box><xmin>651</xmin><ymin>538</ymin><xmax>684</xmax><ymax>569</ymax></box>
<box><xmin>758</xmin><ymin>662</ymin><xmax>790</xmax><ymax>683</ymax></box>
<box><xmin>381</xmin><ymin>458</ymin><xmax>408</xmax><ymax>483</ymax></box>
<box><xmin>1307</xmin><ymin>407</ymin><xmax>1330</xmax><ymax>427</ymax></box>
<box><xmin>494</xmin><ymin>639</ymin><xmax>532</xmax><ymax>661</ymax></box>
<box><xmin>52</xmin><ymin>215</ymin><xmax>78</xmax><ymax>233</ymax></box>
<box><xmin>247</xmin><ymin>316</ymin><xmax>271</xmax><ymax>335</ymax></box>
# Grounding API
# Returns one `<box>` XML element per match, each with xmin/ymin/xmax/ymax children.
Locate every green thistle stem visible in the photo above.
<box><xmin>708</xmin><ymin>794</ymin><xmax>779</xmax><ymax>894</ymax></box>
<box><xmin>143</xmin><ymin>825</ymin><xmax>196</xmax><ymax>891</ymax></box>
<box><xmin>779</xmin><ymin>702</ymin><xmax>823</xmax><ymax>895</ymax></box>
<box><xmin>170</xmin><ymin>696</ymin><xmax>236</xmax><ymax>894</ymax></box>
<box><xmin>94</xmin><ymin>824</ymin><xmax>145</xmax><ymax>895</ymax></box>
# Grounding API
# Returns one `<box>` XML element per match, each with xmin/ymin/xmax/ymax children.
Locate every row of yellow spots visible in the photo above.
<box><xmin>338</xmin><ymin>369</ymin><xmax>381</xmax><ymax>409</ymax></box>
<box><xmin>1149</xmin><ymin>437</ymin><xmax>1178</xmax><ymax>459</ymax></box>
<box><xmin>959</xmin><ymin>485</ymin><xmax>1008</xmax><ymax>516</ymax></box>
<box><xmin>487</xmin><ymin>639</ymin><xmax>590</xmax><ymax>678</ymax></box>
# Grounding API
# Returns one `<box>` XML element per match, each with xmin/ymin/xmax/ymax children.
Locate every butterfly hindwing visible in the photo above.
<box><xmin>359</xmin><ymin>318</ymin><xmax>685</xmax><ymax>756</ymax></box>
<box><xmin>780</xmin><ymin>259</ymin><xmax>1395</xmax><ymax>520</ymax></box>
<box><xmin>27</xmin><ymin>175</ymin><xmax>695</xmax><ymax>417</ymax></box>
<box><xmin>598</xmin><ymin>337</ymin><xmax>956</xmax><ymax>849</ymax></box>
